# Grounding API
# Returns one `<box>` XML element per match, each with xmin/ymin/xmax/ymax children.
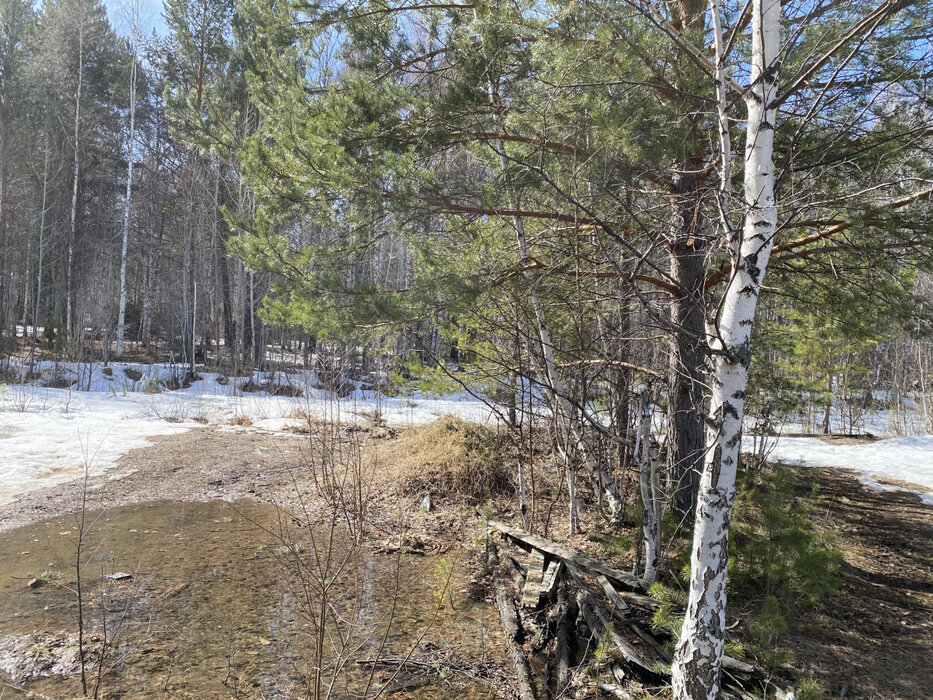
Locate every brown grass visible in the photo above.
<box><xmin>380</xmin><ymin>415</ymin><xmax>515</xmax><ymax>504</ymax></box>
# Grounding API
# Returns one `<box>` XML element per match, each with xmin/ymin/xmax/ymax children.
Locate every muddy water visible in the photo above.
<box><xmin>0</xmin><ymin>501</ymin><xmax>501</xmax><ymax>698</ymax></box>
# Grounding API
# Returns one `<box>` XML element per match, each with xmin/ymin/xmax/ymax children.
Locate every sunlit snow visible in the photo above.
<box><xmin>767</xmin><ymin>435</ymin><xmax>933</xmax><ymax>505</ymax></box>
<box><xmin>0</xmin><ymin>361</ymin><xmax>496</xmax><ymax>505</ymax></box>
<box><xmin>2</xmin><ymin>361</ymin><xmax>931</xmax><ymax>507</ymax></box>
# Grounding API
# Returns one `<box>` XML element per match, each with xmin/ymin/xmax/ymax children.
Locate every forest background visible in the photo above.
<box><xmin>1</xmin><ymin>0</ymin><xmax>932</xmax><ymax>696</ymax></box>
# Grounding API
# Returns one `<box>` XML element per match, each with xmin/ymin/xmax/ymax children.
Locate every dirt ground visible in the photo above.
<box><xmin>0</xmin><ymin>426</ymin><xmax>319</xmax><ymax>533</ymax></box>
<box><xmin>1</xmin><ymin>425</ymin><xmax>931</xmax><ymax>698</ymax></box>
<box><xmin>783</xmin><ymin>468</ymin><xmax>933</xmax><ymax>699</ymax></box>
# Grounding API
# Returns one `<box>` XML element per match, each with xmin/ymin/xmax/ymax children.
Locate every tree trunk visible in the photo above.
<box><xmin>116</xmin><ymin>41</ymin><xmax>137</xmax><ymax>358</ymax></box>
<box><xmin>0</xmin><ymin>85</ymin><xmax>6</xmax><ymax>339</ymax></box>
<box><xmin>33</xmin><ymin>135</ymin><xmax>51</xmax><ymax>347</ymax></box>
<box><xmin>822</xmin><ymin>364</ymin><xmax>833</xmax><ymax>434</ymax></box>
<box><xmin>638</xmin><ymin>392</ymin><xmax>661</xmax><ymax>583</ymax></box>
<box><xmin>671</xmin><ymin>0</ymin><xmax>780</xmax><ymax>696</ymax></box>
<box><xmin>667</xmin><ymin>0</ymin><xmax>710</xmax><ymax>520</ymax></box>
<box><xmin>669</xmin><ymin>212</ymin><xmax>706</xmax><ymax>518</ymax></box>
<box><xmin>67</xmin><ymin>26</ymin><xmax>85</xmax><ymax>340</ymax></box>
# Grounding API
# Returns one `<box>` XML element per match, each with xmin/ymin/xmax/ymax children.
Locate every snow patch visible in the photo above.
<box><xmin>768</xmin><ymin>435</ymin><xmax>933</xmax><ymax>505</ymax></box>
<box><xmin>0</xmin><ymin>361</ymin><xmax>499</xmax><ymax>505</ymax></box>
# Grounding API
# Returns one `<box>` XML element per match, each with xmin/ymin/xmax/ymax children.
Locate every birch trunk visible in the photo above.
<box><xmin>142</xmin><ymin>108</ymin><xmax>165</xmax><ymax>354</ymax></box>
<box><xmin>21</xmin><ymin>239</ymin><xmax>30</xmax><ymax>374</ymax></box>
<box><xmin>116</xmin><ymin>39</ymin><xmax>137</xmax><ymax>357</ymax></box>
<box><xmin>638</xmin><ymin>392</ymin><xmax>661</xmax><ymax>583</ymax></box>
<box><xmin>671</xmin><ymin>0</ymin><xmax>780</xmax><ymax>696</ymax></box>
<box><xmin>66</xmin><ymin>27</ymin><xmax>85</xmax><ymax>339</ymax></box>
<box><xmin>33</xmin><ymin>136</ymin><xmax>51</xmax><ymax>346</ymax></box>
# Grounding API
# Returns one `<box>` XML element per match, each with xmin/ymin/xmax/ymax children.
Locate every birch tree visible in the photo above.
<box><xmin>115</xmin><ymin>0</ymin><xmax>141</xmax><ymax>357</ymax></box>
<box><xmin>65</xmin><ymin>13</ymin><xmax>83</xmax><ymax>339</ymax></box>
<box><xmin>636</xmin><ymin>389</ymin><xmax>661</xmax><ymax>583</ymax></box>
<box><xmin>670</xmin><ymin>0</ymin><xmax>933</xmax><ymax>691</ymax></box>
<box><xmin>670</xmin><ymin>0</ymin><xmax>780</xmax><ymax>694</ymax></box>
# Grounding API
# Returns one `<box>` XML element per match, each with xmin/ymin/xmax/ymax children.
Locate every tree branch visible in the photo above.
<box><xmin>705</xmin><ymin>185</ymin><xmax>933</xmax><ymax>290</ymax></box>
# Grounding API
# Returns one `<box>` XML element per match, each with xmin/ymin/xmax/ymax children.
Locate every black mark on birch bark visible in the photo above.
<box><xmin>710</xmin><ymin>444</ymin><xmax>722</xmax><ymax>487</ymax></box>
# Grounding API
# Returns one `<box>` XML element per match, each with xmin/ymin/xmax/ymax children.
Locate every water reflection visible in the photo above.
<box><xmin>0</xmin><ymin>500</ymin><xmax>501</xmax><ymax>698</ymax></box>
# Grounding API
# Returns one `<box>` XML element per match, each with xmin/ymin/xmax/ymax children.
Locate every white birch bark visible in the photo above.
<box><xmin>710</xmin><ymin>0</ymin><xmax>733</xmax><ymax>241</ymax></box>
<box><xmin>33</xmin><ymin>136</ymin><xmax>51</xmax><ymax>346</ymax></box>
<box><xmin>116</xmin><ymin>36</ymin><xmax>138</xmax><ymax>357</ymax></box>
<box><xmin>66</xmin><ymin>26</ymin><xmax>84</xmax><ymax>339</ymax></box>
<box><xmin>21</xmin><ymin>238</ymin><xmax>30</xmax><ymax>375</ymax></box>
<box><xmin>191</xmin><ymin>280</ymin><xmax>198</xmax><ymax>375</ymax></box>
<box><xmin>671</xmin><ymin>0</ymin><xmax>780</xmax><ymax>696</ymax></box>
<box><xmin>142</xmin><ymin>108</ymin><xmax>164</xmax><ymax>354</ymax></box>
<box><xmin>638</xmin><ymin>392</ymin><xmax>661</xmax><ymax>583</ymax></box>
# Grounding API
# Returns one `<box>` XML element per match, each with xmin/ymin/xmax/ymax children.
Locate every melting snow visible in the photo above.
<box><xmin>0</xmin><ymin>361</ymin><xmax>497</xmax><ymax>505</ymax></box>
<box><xmin>2</xmin><ymin>361</ymin><xmax>931</xmax><ymax>507</ymax></box>
<box><xmin>768</xmin><ymin>435</ymin><xmax>933</xmax><ymax>505</ymax></box>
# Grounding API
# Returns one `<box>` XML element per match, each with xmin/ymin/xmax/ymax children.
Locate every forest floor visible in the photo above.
<box><xmin>0</xmin><ymin>424</ymin><xmax>931</xmax><ymax>698</ymax></box>
<box><xmin>781</xmin><ymin>467</ymin><xmax>933</xmax><ymax>699</ymax></box>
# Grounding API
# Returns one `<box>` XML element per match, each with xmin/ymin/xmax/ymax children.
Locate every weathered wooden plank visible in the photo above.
<box><xmin>555</xmin><ymin>578</ymin><xmax>571</xmax><ymax>689</ymax></box>
<box><xmin>488</xmin><ymin>520</ymin><xmax>650</xmax><ymax>593</ymax></box>
<box><xmin>722</xmin><ymin>654</ymin><xmax>758</xmax><ymax>676</ymax></box>
<box><xmin>502</xmin><ymin>550</ymin><xmax>527</xmax><ymax>577</ymax></box>
<box><xmin>597</xmin><ymin>574</ymin><xmax>631</xmax><ymax>615</ymax></box>
<box><xmin>539</xmin><ymin>559</ymin><xmax>563</xmax><ymax>598</ymax></box>
<box><xmin>616</xmin><ymin>590</ymin><xmax>663</xmax><ymax>612</ymax></box>
<box><xmin>576</xmin><ymin>585</ymin><xmax>657</xmax><ymax>677</ymax></box>
<box><xmin>522</xmin><ymin>551</ymin><xmax>547</xmax><ymax>609</ymax></box>
<box><xmin>489</xmin><ymin>522</ymin><xmax>776</xmax><ymax>697</ymax></box>
<box><xmin>488</xmin><ymin>543</ymin><xmax>538</xmax><ymax>700</ymax></box>
<box><xmin>590</xmin><ymin>597</ymin><xmax>657</xmax><ymax>675</ymax></box>
<box><xmin>628</xmin><ymin>623</ymin><xmax>671</xmax><ymax>668</ymax></box>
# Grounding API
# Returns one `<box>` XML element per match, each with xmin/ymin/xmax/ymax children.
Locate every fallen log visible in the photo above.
<box><xmin>488</xmin><ymin>540</ymin><xmax>538</xmax><ymax>700</ymax></box>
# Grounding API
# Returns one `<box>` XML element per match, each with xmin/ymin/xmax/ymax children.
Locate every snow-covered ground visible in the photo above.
<box><xmin>0</xmin><ymin>361</ymin><xmax>497</xmax><ymax>505</ymax></box>
<box><xmin>1</xmin><ymin>360</ymin><xmax>931</xmax><ymax>507</ymax></box>
<box><xmin>767</xmin><ymin>435</ymin><xmax>933</xmax><ymax>505</ymax></box>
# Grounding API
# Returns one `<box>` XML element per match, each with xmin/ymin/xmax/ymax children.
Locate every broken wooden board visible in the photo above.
<box><xmin>577</xmin><ymin>588</ymin><xmax>658</xmax><ymax>678</ymax></box>
<box><xmin>539</xmin><ymin>559</ymin><xmax>563</xmax><ymax>598</ymax></box>
<box><xmin>597</xmin><ymin>574</ymin><xmax>631</xmax><ymax>615</ymax></box>
<box><xmin>521</xmin><ymin>551</ymin><xmax>547</xmax><ymax>608</ymax></box>
<box><xmin>488</xmin><ymin>520</ymin><xmax>650</xmax><ymax>593</ymax></box>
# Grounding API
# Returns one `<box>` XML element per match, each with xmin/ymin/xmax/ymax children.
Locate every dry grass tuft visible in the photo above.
<box><xmin>382</xmin><ymin>415</ymin><xmax>514</xmax><ymax>504</ymax></box>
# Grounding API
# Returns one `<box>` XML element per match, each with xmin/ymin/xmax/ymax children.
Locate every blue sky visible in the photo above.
<box><xmin>103</xmin><ymin>0</ymin><xmax>168</xmax><ymax>39</ymax></box>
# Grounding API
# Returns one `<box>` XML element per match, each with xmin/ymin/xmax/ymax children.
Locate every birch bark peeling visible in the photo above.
<box><xmin>671</xmin><ymin>0</ymin><xmax>780</xmax><ymax>697</ymax></box>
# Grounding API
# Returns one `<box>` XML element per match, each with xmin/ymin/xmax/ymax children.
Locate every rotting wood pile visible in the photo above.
<box><xmin>486</xmin><ymin>520</ymin><xmax>791</xmax><ymax>700</ymax></box>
